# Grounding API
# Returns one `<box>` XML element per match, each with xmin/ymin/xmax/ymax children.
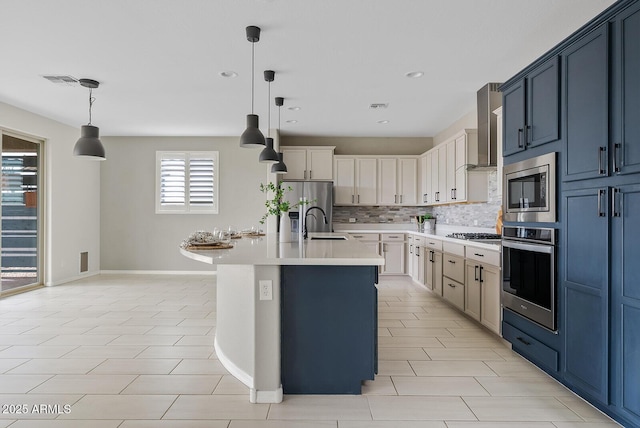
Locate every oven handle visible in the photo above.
<box><xmin>502</xmin><ymin>239</ymin><xmax>554</xmax><ymax>254</ymax></box>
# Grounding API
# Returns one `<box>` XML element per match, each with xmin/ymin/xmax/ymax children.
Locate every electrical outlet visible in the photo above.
<box><xmin>259</xmin><ymin>280</ymin><xmax>273</xmax><ymax>301</ymax></box>
<box><xmin>349</xmin><ymin>217</ymin><xmax>357</xmax><ymax>223</ymax></box>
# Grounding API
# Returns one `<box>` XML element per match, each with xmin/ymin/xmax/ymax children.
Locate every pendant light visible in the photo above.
<box><xmin>259</xmin><ymin>70</ymin><xmax>279</xmax><ymax>163</ymax></box>
<box><xmin>271</xmin><ymin>97</ymin><xmax>288</xmax><ymax>174</ymax></box>
<box><xmin>73</xmin><ymin>78</ymin><xmax>106</xmax><ymax>160</ymax></box>
<box><xmin>239</xmin><ymin>25</ymin><xmax>266</xmax><ymax>148</ymax></box>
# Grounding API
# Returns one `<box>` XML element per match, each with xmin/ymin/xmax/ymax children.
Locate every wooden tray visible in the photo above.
<box><xmin>186</xmin><ymin>243</ymin><xmax>234</xmax><ymax>250</ymax></box>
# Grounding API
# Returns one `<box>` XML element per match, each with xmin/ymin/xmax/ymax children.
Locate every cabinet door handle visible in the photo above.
<box><xmin>614</xmin><ymin>143</ymin><xmax>622</xmax><ymax>173</ymax></box>
<box><xmin>473</xmin><ymin>253</ymin><xmax>484</xmax><ymax>257</ymax></box>
<box><xmin>394</xmin><ymin>195</ymin><xmax>398</xmax><ymax>203</ymax></box>
<box><xmin>612</xmin><ymin>188</ymin><xmax>621</xmax><ymax>217</ymax></box>
<box><xmin>597</xmin><ymin>188</ymin><xmax>606</xmax><ymax>217</ymax></box>
<box><xmin>357</xmin><ymin>194</ymin><xmax>360</xmax><ymax>203</ymax></box>
<box><xmin>428</xmin><ymin>242</ymin><xmax>436</xmax><ymax>245</ymax></box>
<box><xmin>409</xmin><ymin>244</ymin><xmax>413</xmax><ymax>254</ymax></box>
<box><xmin>423</xmin><ymin>193</ymin><xmax>428</xmax><ymax>203</ymax></box>
<box><xmin>525</xmin><ymin>125</ymin><xmax>531</xmax><ymax>146</ymax></box>
<box><xmin>309</xmin><ymin>170</ymin><xmax>312</xmax><ymax>179</ymax></box>
<box><xmin>448</xmin><ymin>259</ymin><xmax>456</xmax><ymax>264</ymax></box>
<box><xmin>351</xmin><ymin>195</ymin><xmax>354</xmax><ymax>203</ymax></box>
<box><xmin>352</xmin><ymin>235</ymin><xmax>363</xmax><ymax>238</ymax></box>
<box><xmin>451</xmin><ymin>189</ymin><xmax>455</xmax><ymax>200</ymax></box>
<box><xmin>388</xmin><ymin>235</ymin><xmax>399</xmax><ymax>238</ymax></box>
<box><xmin>435</xmin><ymin>191</ymin><xmax>440</xmax><ymax>202</ymax></box>
<box><xmin>400</xmin><ymin>195</ymin><xmax>403</xmax><ymax>203</ymax></box>
<box><xmin>598</xmin><ymin>146</ymin><xmax>607</xmax><ymax>175</ymax></box>
<box><xmin>516</xmin><ymin>336</ymin><xmax>531</xmax><ymax>346</ymax></box>
<box><xmin>416</xmin><ymin>246</ymin><xmax>420</xmax><ymax>256</ymax></box>
<box><xmin>517</xmin><ymin>128</ymin><xmax>524</xmax><ymax>148</ymax></box>
<box><xmin>479</xmin><ymin>266</ymin><xmax>484</xmax><ymax>283</ymax></box>
<box><xmin>429</xmin><ymin>250</ymin><xmax>434</xmax><ymax>262</ymax></box>
<box><xmin>474</xmin><ymin>265</ymin><xmax>479</xmax><ymax>281</ymax></box>
<box><xmin>448</xmin><ymin>283</ymin><xmax>456</xmax><ymax>288</ymax></box>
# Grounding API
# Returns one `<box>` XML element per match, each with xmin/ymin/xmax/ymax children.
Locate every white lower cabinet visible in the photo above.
<box><xmin>465</xmin><ymin>246</ymin><xmax>502</xmax><ymax>334</ymax></box>
<box><xmin>443</xmin><ymin>277</ymin><xmax>465</xmax><ymax>311</ymax></box>
<box><xmin>465</xmin><ymin>261</ymin><xmax>481</xmax><ymax>321</ymax></box>
<box><xmin>425</xmin><ymin>250</ymin><xmax>443</xmax><ymax>295</ymax></box>
<box><xmin>442</xmin><ymin>250</ymin><xmax>465</xmax><ymax>311</ymax></box>
<box><xmin>479</xmin><ymin>264</ymin><xmax>501</xmax><ymax>334</ymax></box>
<box><xmin>381</xmin><ymin>233</ymin><xmax>405</xmax><ymax>275</ymax></box>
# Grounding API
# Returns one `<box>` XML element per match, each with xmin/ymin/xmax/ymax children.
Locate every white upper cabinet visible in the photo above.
<box><xmin>282</xmin><ymin>146</ymin><xmax>335</xmax><ymax>180</ymax></box>
<box><xmin>421</xmin><ymin>129</ymin><xmax>488</xmax><ymax>206</ymax></box>
<box><xmin>356</xmin><ymin>158</ymin><xmax>377</xmax><ymax>205</ymax></box>
<box><xmin>333</xmin><ymin>156</ymin><xmax>378</xmax><ymax>205</ymax></box>
<box><xmin>398</xmin><ymin>158</ymin><xmax>417</xmax><ymax>205</ymax></box>
<box><xmin>419</xmin><ymin>154</ymin><xmax>429</xmax><ymax>204</ymax></box>
<box><xmin>334</xmin><ymin>157</ymin><xmax>356</xmax><ymax>205</ymax></box>
<box><xmin>378</xmin><ymin>158</ymin><xmax>398</xmax><ymax>205</ymax></box>
<box><xmin>378</xmin><ymin>157</ymin><xmax>417</xmax><ymax>205</ymax></box>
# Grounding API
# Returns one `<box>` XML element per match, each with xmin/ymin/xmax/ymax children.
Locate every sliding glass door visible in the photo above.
<box><xmin>1</xmin><ymin>132</ymin><xmax>42</xmax><ymax>293</ymax></box>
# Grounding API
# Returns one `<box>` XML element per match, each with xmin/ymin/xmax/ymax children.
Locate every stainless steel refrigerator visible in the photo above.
<box><xmin>282</xmin><ymin>181</ymin><xmax>333</xmax><ymax>234</ymax></box>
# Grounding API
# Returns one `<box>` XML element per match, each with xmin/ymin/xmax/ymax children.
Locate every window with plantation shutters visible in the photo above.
<box><xmin>155</xmin><ymin>151</ymin><xmax>219</xmax><ymax>214</ymax></box>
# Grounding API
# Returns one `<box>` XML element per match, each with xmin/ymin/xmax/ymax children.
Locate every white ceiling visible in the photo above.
<box><xmin>0</xmin><ymin>0</ymin><xmax>616</xmax><ymax>138</ymax></box>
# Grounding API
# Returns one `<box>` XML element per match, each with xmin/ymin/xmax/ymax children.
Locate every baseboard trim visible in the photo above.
<box><xmin>46</xmin><ymin>271</ymin><xmax>101</xmax><ymax>287</ymax></box>
<box><xmin>100</xmin><ymin>270</ymin><xmax>216</xmax><ymax>276</ymax></box>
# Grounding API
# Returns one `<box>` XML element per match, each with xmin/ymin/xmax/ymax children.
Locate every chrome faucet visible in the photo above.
<box><xmin>303</xmin><ymin>206</ymin><xmax>328</xmax><ymax>239</ymax></box>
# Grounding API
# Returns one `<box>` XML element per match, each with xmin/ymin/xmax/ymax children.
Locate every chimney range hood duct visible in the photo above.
<box><xmin>472</xmin><ymin>83</ymin><xmax>502</xmax><ymax>169</ymax></box>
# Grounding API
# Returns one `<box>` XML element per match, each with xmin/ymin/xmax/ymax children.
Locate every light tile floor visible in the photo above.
<box><xmin>0</xmin><ymin>274</ymin><xmax>621</xmax><ymax>427</ymax></box>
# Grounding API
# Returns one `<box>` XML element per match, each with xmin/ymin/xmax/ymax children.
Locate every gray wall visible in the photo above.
<box><xmin>100</xmin><ymin>136</ymin><xmax>269</xmax><ymax>271</ymax></box>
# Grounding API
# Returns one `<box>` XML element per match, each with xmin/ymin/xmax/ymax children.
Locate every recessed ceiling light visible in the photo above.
<box><xmin>377</xmin><ymin>120</ymin><xmax>390</xmax><ymax>124</ymax></box>
<box><xmin>288</xmin><ymin>106</ymin><xmax>301</xmax><ymax>111</ymax></box>
<box><xmin>405</xmin><ymin>71</ymin><xmax>424</xmax><ymax>78</ymax></box>
<box><xmin>286</xmin><ymin>120</ymin><xmax>298</xmax><ymax>124</ymax></box>
<box><xmin>219</xmin><ymin>71</ymin><xmax>238</xmax><ymax>78</ymax></box>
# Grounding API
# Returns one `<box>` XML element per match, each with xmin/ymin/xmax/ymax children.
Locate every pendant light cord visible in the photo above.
<box><xmin>267</xmin><ymin>79</ymin><xmax>271</xmax><ymax>138</ymax></box>
<box><xmin>88</xmin><ymin>88</ymin><xmax>95</xmax><ymax>125</ymax></box>
<box><xmin>251</xmin><ymin>42</ymin><xmax>255</xmax><ymax>114</ymax></box>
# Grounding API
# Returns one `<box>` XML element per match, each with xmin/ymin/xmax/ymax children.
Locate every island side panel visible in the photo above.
<box><xmin>280</xmin><ymin>265</ymin><xmax>378</xmax><ymax>394</ymax></box>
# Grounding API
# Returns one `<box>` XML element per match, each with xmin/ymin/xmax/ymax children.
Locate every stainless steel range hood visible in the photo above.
<box><xmin>471</xmin><ymin>83</ymin><xmax>502</xmax><ymax>169</ymax></box>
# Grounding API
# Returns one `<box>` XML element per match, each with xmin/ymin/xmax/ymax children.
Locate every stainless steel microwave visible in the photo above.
<box><xmin>503</xmin><ymin>152</ymin><xmax>556</xmax><ymax>223</ymax></box>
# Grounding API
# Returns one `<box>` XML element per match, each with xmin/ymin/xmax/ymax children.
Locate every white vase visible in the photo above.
<box><xmin>279</xmin><ymin>212</ymin><xmax>292</xmax><ymax>243</ymax></box>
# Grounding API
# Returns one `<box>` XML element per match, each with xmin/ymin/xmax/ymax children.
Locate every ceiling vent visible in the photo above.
<box><xmin>42</xmin><ymin>75</ymin><xmax>79</xmax><ymax>86</ymax></box>
<box><xmin>369</xmin><ymin>103</ymin><xmax>388</xmax><ymax>109</ymax></box>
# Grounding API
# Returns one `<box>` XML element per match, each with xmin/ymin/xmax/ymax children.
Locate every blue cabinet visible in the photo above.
<box><xmin>280</xmin><ymin>265</ymin><xmax>378</xmax><ymax>394</ymax></box>
<box><xmin>502</xmin><ymin>56</ymin><xmax>560</xmax><ymax>157</ymax></box>
<box><xmin>610</xmin><ymin>184</ymin><xmax>640</xmax><ymax>424</ymax></box>
<box><xmin>562</xmin><ymin>24</ymin><xmax>610</xmax><ymax>182</ymax></box>
<box><xmin>612</xmin><ymin>5</ymin><xmax>640</xmax><ymax>176</ymax></box>
<box><xmin>562</xmin><ymin>188</ymin><xmax>610</xmax><ymax>405</ymax></box>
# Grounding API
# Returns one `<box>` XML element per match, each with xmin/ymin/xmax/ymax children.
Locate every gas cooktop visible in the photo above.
<box><xmin>446</xmin><ymin>232</ymin><xmax>502</xmax><ymax>241</ymax></box>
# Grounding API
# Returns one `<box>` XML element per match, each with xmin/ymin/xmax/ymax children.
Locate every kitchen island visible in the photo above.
<box><xmin>180</xmin><ymin>233</ymin><xmax>384</xmax><ymax>404</ymax></box>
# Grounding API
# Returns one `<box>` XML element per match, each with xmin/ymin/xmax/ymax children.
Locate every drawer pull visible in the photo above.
<box><xmin>473</xmin><ymin>253</ymin><xmax>484</xmax><ymax>257</ymax></box>
<box><xmin>448</xmin><ymin>283</ymin><xmax>456</xmax><ymax>288</ymax></box>
<box><xmin>428</xmin><ymin>242</ymin><xmax>435</xmax><ymax>245</ymax></box>
<box><xmin>516</xmin><ymin>336</ymin><xmax>531</xmax><ymax>346</ymax></box>
<box><xmin>448</xmin><ymin>260</ymin><xmax>456</xmax><ymax>264</ymax></box>
<box><xmin>388</xmin><ymin>235</ymin><xmax>399</xmax><ymax>238</ymax></box>
<box><xmin>352</xmin><ymin>235</ymin><xmax>363</xmax><ymax>238</ymax></box>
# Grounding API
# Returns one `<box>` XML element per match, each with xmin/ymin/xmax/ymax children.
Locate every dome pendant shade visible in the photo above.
<box><xmin>239</xmin><ymin>114</ymin><xmax>265</xmax><ymax>148</ymax></box>
<box><xmin>271</xmin><ymin>152</ymin><xmax>288</xmax><ymax>173</ymax></box>
<box><xmin>73</xmin><ymin>125</ymin><xmax>106</xmax><ymax>160</ymax></box>
<box><xmin>259</xmin><ymin>137</ymin><xmax>279</xmax><ymax>163</ymax></box>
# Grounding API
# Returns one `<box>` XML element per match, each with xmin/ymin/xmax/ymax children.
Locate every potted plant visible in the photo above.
<box><xmin>259</xmin><ymin>181</ymin><xmax>308</xmax><ymax>242</ymax></box>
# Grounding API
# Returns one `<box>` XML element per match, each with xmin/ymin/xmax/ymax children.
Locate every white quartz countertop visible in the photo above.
<box><xmin>334</xmin><ymin>225</ymin><xmax>501</xmax><ymax>251</ymax></box>
<box><xmin>180</xmin><ymin>232</ymin><xmax>385</xmax><ymax>266</ymax></box>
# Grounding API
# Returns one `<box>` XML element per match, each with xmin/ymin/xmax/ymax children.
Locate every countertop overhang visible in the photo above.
<box><xmin>180</xmin><ymin>232</ymin><xmax>385</xmax><ymax>266</ymax></box>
